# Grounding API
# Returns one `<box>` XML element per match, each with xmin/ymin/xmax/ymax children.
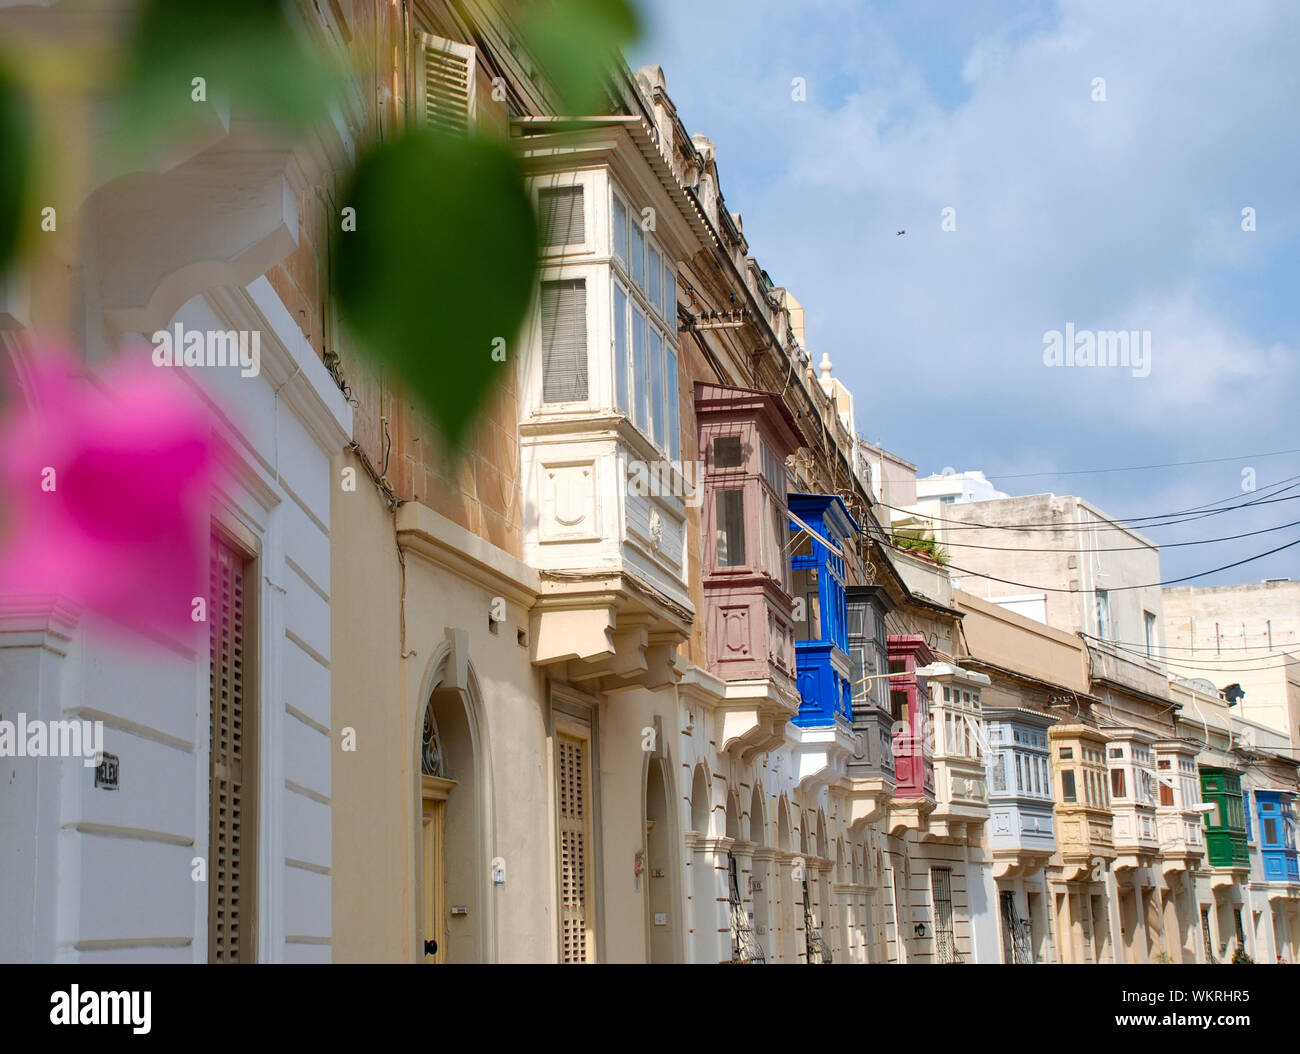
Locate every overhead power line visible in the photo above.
<box><xmin>927</xmin><ymin>517</ymin><xmax>1300</xmax><ymax>554</ymax></box>
<box><xmin>936</xmin><ymin>533</ymin><xmax>1300</xmax><ymax>593</ymax></box>
<box><xmin>1082</xmin><ymin>632</ymin><xmax>1299</xmax><ymax>664</ymax></box>
<box><xmin>1087</xmin><ymin>634</ymin><xmax>1300</xmax><ymax>673</ymax></box>
<box><xmin>979</xmin><ymin>447</ymin><xmax>1300</xmax><ymax>481</ymax></box>
<box><xmin>877</xmin><ymin>480</ymin><xmax>1300</xmax><ymax>534</ymax></box>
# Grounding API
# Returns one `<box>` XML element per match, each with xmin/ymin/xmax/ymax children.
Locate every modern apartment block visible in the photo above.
<box><xmin>1163</xmin><ymin>580</ymin><xmax>1300</xmax><ymax>744</ymax></box>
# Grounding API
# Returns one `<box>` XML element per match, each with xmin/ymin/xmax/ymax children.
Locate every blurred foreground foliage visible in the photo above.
<box><xmin>0</xmin><ymin>0</ymin><xmax>639</xmax><ymax>455</ymax></box>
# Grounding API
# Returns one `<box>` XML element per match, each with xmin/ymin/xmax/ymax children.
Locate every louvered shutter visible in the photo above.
<box><xmin>419</xmin><ymin>34</ymin><xmax>475</xmax><ymax>135</ymax></box>
<box><xmin>557</xmin><ymin>731</ymin><xmax>593</xmax><ymax>963</ymax></box>
<box><xmin>539</xmin><ymin>186</ymin><xmax>585</xmax><ymax>247</ymax></box>
<box><xmin>541</xmin><ymin>279</ymin><xmax>588</xmax><ymax>403</ymax></box>
<box><xmin>209</xmin><ymin>534</ymin><xmax>254</xmax><ymax>962</ymax></box>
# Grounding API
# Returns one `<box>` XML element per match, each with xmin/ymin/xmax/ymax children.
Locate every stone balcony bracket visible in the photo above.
<box><xmin>710</xmin><ymin>679</ymin><xmax>801</xmax><ymax>760</ymax></box>
<box><xmin>846</xmin><ymin>777</ymin><xmax>895</xmax><ymax>831</ymax></box>
<box><xmin>992</xmin><ymin>849</ymin><xmax>1055</xmax><ymax>881</ymax></box>
<box><xmin>788</xmin><ymin>722</ymin><xmax>856</xmax><ymax>795</ymax></box>
<box><xmin>1210</xmin><ymin>867</ymin><xmax>1251</xmax><ymax>893</ymax></box>
<box><xmin>531</xmin><ymin>575</ymin><xmax>690</xmax><ymax>692</ymax></box>
<box><xmin>887</xmin><ymin>798</ymin><xmax>935</xmax><ymax>839</ymax></box>
<box><xmin>1159</xmin><ymin>848</ymin><xmax>1205</xmax><ymax>878</ymax></box>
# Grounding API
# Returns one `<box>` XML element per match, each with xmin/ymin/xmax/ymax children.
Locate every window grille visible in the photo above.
<box><xmin>931</xmin><ymin>867</ymin><xmax>955</xmax><ymax>963</ymax></box>
<box><xmin>802</xmin><ymin>878</ymin><xmax>831</xmax><ymax>964</ymax></box>
<box><xmin>728</xmin><ymin>853</ymin><xmax>764</xmax><ymax>963</ymax></box>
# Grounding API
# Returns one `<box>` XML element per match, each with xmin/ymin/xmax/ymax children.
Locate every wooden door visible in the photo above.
<box><xmin>422</xmin><ymin>774</ymin><xmax>455</xmax><ymax>963</ymax></box>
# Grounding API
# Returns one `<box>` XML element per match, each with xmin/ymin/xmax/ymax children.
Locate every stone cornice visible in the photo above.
<box><xmin>397</xmin><ymin>502</ymin><xmax>539</xmax><ymax>610</ymax></box>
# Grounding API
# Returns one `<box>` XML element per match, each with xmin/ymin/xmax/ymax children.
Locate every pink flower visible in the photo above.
<box><xmin>0</xmin><ymin>343</ymin><xmax>221</xmax><ymax>642</ymax></box>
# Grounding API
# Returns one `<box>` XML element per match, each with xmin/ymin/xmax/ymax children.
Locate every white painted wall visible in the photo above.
<box><xmin>0</xmin><ymin>280</ymin><xmax>350</xmax><ymax>963</ymax></box>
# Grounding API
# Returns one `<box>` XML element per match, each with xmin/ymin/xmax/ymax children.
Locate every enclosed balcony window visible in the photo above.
<box><xmin>610</xmin><ymin>184</ymin><xmax>678</xmax><ymax>455</ymax></box>
<box><xmin>715</xmin><ymin>490</ymin><xmax>746</xmax><ymax>567</ymax></box>
<box><xmin>541</xmin><ymin>279</ymin><xmax>588</xmax><ymax>403</ymax></box>
<box><xmin>696</xmin><ymin>387</ymin><xmax>802</xmax><ymax>589</ymax></box>
<box><xmin>1111</xmin><ymin>768</ymin><xmax>1127</xmax><ymax>799</ymax></box>
<box><xmin>991</xmin><ymin>752</ymin><xmax>1007</xmax><ymax>793</ymax></box>
<box><xmin>612</xmin><ymin>192</ymin><xmax>628</xmax><ymax>265</ymax></box>
<box><xmin>693</xmin><ymin>383</ymin><xmax>803</xmax><ymax>689</ymax></box>
<box><xmin>1061</xmin><ymin>769</ymin><xmax>1077</xmax><ymax>803</ymax></box>
<box><xmin>539</xmin><ymin>185</ymin><xmax>585</xmax><ymax>246</ymax></box>
<box><xmin>711</xmin><ymin>434</ymin><xmax>744</xmax><ymax>470</ymax></box>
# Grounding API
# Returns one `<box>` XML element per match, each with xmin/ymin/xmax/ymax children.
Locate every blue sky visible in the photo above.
<box><xmin>629</xmin><ymin>0</ymin><xmax>1300</xmax><ymax>585</ymax></box>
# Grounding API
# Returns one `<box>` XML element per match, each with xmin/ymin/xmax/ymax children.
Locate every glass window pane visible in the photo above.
<box><xmin>614</xmin><ymin>285</ymin><xmax>628</xmax><ymax>414</ymax></box>
<box><xmin>715</xmin><ymin>490</ymin><xmax>746</xmax><ymax>567</ymax></box>
<box><xmin>713</xmin><ymin>435</ymin><xmax>743</xmax><ymax>468</ymax></box>
<box><xmin>539</xmin><ymin>186</ymin><xmax>584</xmax><ymax>246</ymax></box>
<box><xmin>631</xmin><ymin>222</ymin><xmax>645</xmax><ymax>288</ymax></box>
<box><xmin>665</xmin><ymin>261</ymin><xmax>677</xmax><ymax>326</ymax></box>
<box><xmin>1061</xmin><ymin>770</ymin><xmax>1077</xmax><ymax>803</ymax></box>
<box><xmin>665</xmin><ymin>348</ymin><xmax>679</xmax><ymax>462</ymax></box>
<box><xmin>613</xmin><ymin>192</ymin><xmax>628</xmax><ymax>264</ymax></box>
<box><xmin>648</xmin><ymin>245</ymin><xmax>661</xmax><ymax>312</ymax></box>
<box><xmin>650</xmin><ymin>329</ymin><xmax>664</xmax><ymax>449</ymax></box>
<box><xmin>541</xmin><ymin>279</ymin><xmax>588</xmax><ymax>403</ymax></box>
<box><xmin>631</xmin><ymin>306</ymin><xmax>647</xmax><ymax>432</ymax></box>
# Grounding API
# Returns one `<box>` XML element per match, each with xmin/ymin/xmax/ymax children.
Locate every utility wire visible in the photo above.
<box><xmin>877</xmin><ymin>482</ymin><xmax>1300</xmax><ymax>534</ymax></box>
<box><xmin>935</xmin><ymin>533</ymin><xmax>1300</xmax><ymax>593</ymax></box>
<box><xmin>1088</xmin><ymin>634</ymin><xmax>1300</xmax><ymax>673</ymax></box>
<box><xmin>1077</xmin><ymin>634</ymin><xmax>1300</xmax><ymax>656</ymax></box>
<box><xmin>976</xmin><ymin>447</ymin><xmax>1300</xmax><ymax>481</ymax></box>
<box><xmin>930</xmin><ymin>517</ymin><xmax>1300</xmax><ymax>554</ymax></box>
<box><xmin>1083</xmin><ymin>632</ymin><xmax>1298</xmax><ymax>665</ymax></box>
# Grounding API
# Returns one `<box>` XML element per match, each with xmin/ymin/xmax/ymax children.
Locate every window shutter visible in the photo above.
<box><xmin>557</xmin><ymin>732</ymin><xmax>593</xmax><ymax>963</ymax></box>
<box><xmin>539</xmin><ymin>186</ymin><xmax>585</xmax><ymax>247</ymax></box>
<box><xmin>541</xmin><ymin>279</ymin><xmax>588</xmax><ymax>403</ymax></box>
<box><xmin>419</xmin><ymin>34</ymin><xmax>475</xmax><ymax>135</ymax></box>
<box><xmin>209</xmin><ymin>534</ymin><xmax>255</xmax><ymax>963</ymax></box>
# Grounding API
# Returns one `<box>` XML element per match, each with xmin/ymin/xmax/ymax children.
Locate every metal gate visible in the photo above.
<box><xmin>728</xmin><ymin>853</ymin><xmax>764</xmax><ymax>963</ymax></box>
<box><xmin>1000</xmin><ymin>891</ymin><xmax>1032</xmax><ymax>964</ymax></box>
<box><xmin>802</xmin><ymin>878</ymin><xmax>832</xmax><ymax>963</ymax></box>
<box><xmin>931</xmin><ymin>868</ymin><xmax>955</xmax><ymax>963</ymax></box>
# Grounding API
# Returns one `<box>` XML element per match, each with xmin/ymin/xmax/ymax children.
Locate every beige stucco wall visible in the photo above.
<box><xmin>955</xmin><ymin>590</ymin><xmax>1089</xmax><ymax>693</ymax></box>
<box><xmin>331</xmin><ymin>450</ymin><xmax>551</xmax><ymax>962</ymax></box>
<box><xmin>331</xmin><ymin>450</ymin><xmax>406</xmax><ymax>961</ymax></box>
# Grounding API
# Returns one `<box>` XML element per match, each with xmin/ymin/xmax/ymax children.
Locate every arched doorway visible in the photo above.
<box><xmin>644</xmin><ymin>757</ymin><xmax>676</xmax><ymax>963</ymax></box>
<box><xmin>420</xmin><ymin>703</ymin><xmax>455</xmax><ymax>963</ymax></box>
<box><xmin>413</xmin><ymin>636</ymin><xmax>492</xmax><ymax>964</ymax></box>
<box><xmin>749</xmin><ymin>784</ymin><xmax>771</xmax><ymax>957</ymax></box>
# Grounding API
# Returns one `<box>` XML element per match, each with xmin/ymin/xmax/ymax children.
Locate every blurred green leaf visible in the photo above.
<box><xmin>335</xmin><ymin>129</ymin><xmax>538</xmax><ymax>454</ymax></box>
<box><xmin>518</xmin><ymin>0</ymin><xmax>640</xmax><ymax>114</ymax></box>
<box><xmin>0</xmin><ymin>58</ymin><xmax>34</xmax><ymax>276</ymax></box>
<box><xmin>116</xmin><ymin>0</ymin><xmax>344</xmax><ymax>148</ymax></box>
